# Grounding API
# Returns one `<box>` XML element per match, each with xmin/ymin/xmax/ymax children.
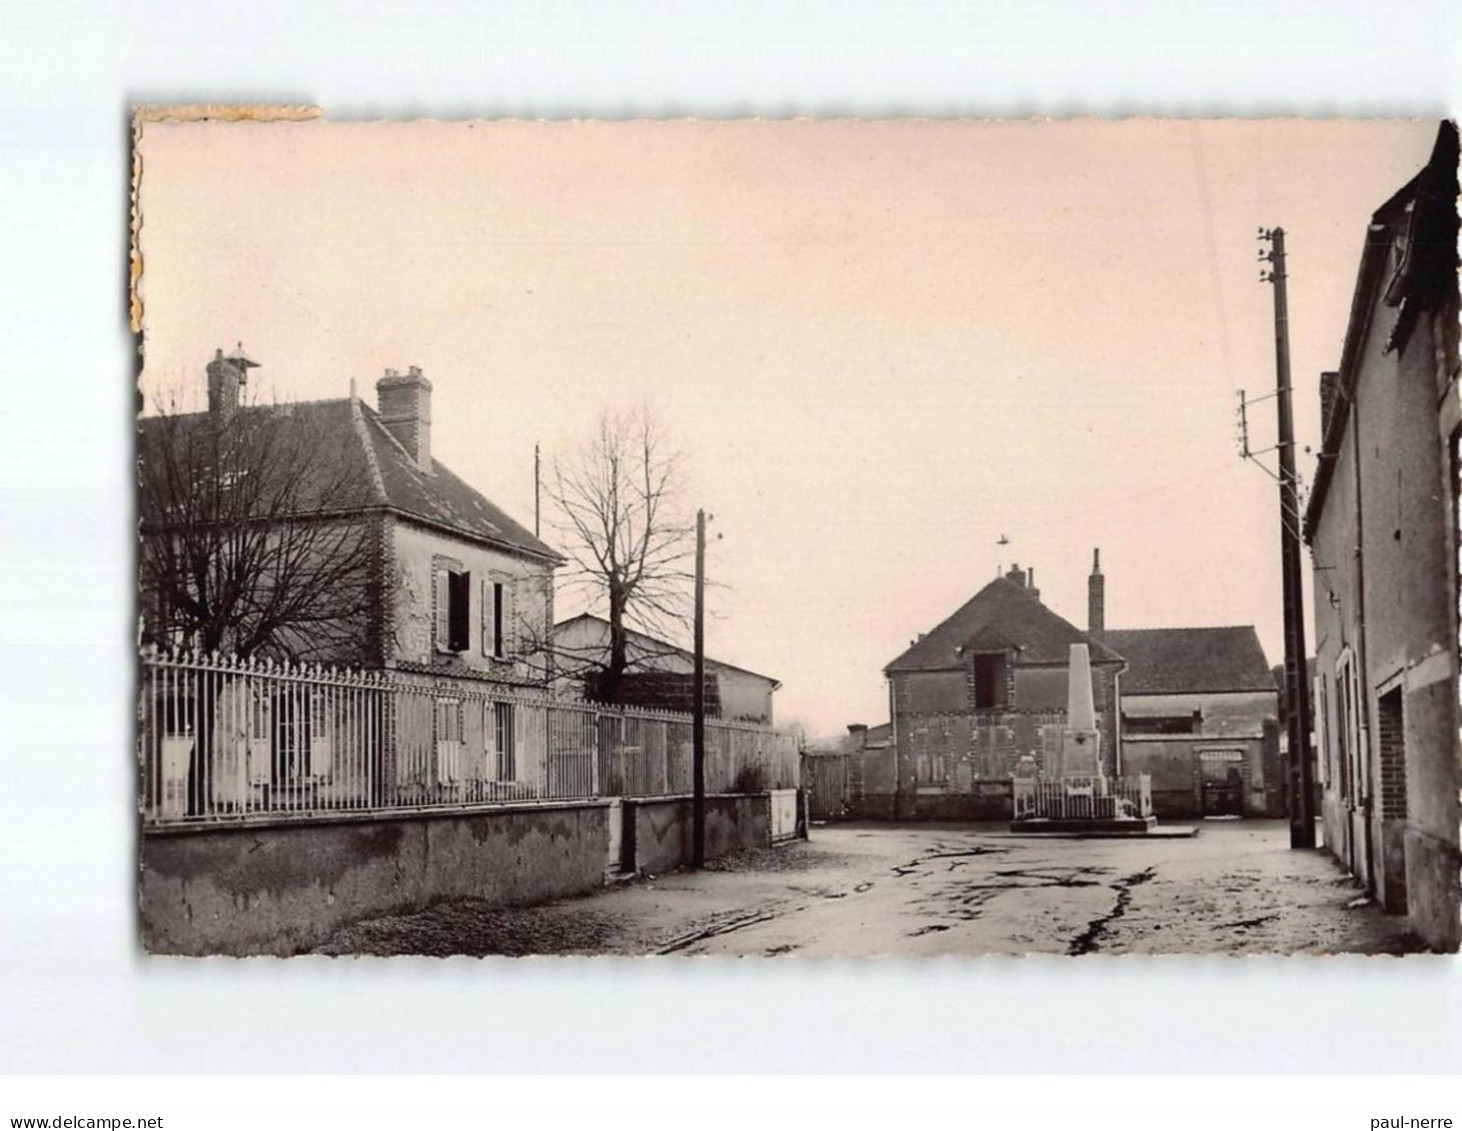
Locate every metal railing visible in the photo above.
<box><xmin>1012</xmin><ymin>774</ymin><xmax>1153</xmax><ymax>821</ymax></box>
<box><xmin>139</xmin><ymin>650</ymin><xmax>801</xmax><ymax>827</ymax></box>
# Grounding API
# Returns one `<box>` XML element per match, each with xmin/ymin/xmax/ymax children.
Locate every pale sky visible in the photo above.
<box><xmin>136</xmin><ymin>118</ymin><xmax>1439</xmax><ymax>736</ymax></box>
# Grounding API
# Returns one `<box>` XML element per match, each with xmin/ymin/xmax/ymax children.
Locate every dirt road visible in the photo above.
<box><xmin>318</xmin><ymin>820</ymin><xmax>1424</xmax><ymax>957</ymax></box>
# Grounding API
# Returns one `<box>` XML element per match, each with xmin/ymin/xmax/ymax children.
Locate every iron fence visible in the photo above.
<box><xmin>1012</xmin><ymin>774</ymin><xmax>1154</xmax><ymax>821</ymax></box>
<box><xmin>139</xmin><ymin>650</ymin><xmax>801</xmax><ymax>827</ymax></box>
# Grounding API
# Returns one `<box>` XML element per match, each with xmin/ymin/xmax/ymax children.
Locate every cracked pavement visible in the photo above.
<box><xmin>317</xmin><ymin>819</ymin><xmax>1426</xmax><ymax>957</ymax></box>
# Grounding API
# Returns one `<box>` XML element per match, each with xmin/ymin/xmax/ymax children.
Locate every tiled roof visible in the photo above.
<box><xmin>1103</xmin><ymin>626</ymin><xmax>1275</xmax><ymax>695</ymax></box>
<box><xmin>554</xmin><ymin>613</ymin><xmax>781</xmax><ymax>687</ymax></box>
<box><xmin>356</xmin><ymin>404</ymin><xmax>559</xmax><ymax>560</ymax></box>
<box><xmin>885</xmin><ymin>576</ymin><xmax>1121</xmax><ymax>673</ymax></box>
<box><xmin>139</xmin><ymin>399</ymin><xmax>561</xmax><ymax>562</ymax></box>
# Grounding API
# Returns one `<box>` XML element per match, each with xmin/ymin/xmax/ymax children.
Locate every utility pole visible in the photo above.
<box><xmin>534</xmin><ymin>442</ymin><xmax>541</xmax><ymax>538</ymax></box>
<box><xmin>692</xmin><ymin>507</ymin><xmax>707</xmax><ymax>868</ymax></box>
<box><xmin>1259</xmin><ymin>226</ymin><xmax>1317</xmax><ymax>849</ymax></box>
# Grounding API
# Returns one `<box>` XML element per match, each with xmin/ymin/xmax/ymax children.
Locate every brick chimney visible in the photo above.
<box><xmin>206</xmin><ymin>345</ymin><xmax>257</xmax><ymax>421</ymax></box>
<box><xmin>847</xmin><ymin>723</ymin><xmax>869</xmax><ymax>750</ymax></box>
<box><xmin>1319</xmin><ymin>370</ymin><xmax>1339</xmax><ymax>444</ymax></box>
<box><xmin>1004</xmin><ymin>562</ymin><xmax>1028</xmax><ymax>589</ymax></box>
<box><xmin>377</xmin><ymin>365</ymin><xmax>433</xmax><ymax>472</ymax></box>
<box><xmin>1088</xmin><ymin>548</ymin><xmax>1105</xmax><ymax>635</ymax></box>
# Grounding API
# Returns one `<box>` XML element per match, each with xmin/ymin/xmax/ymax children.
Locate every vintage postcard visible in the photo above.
<box><xmin>132</xmin><ymin>115</ymin><xmax>1460</xmax><ymax>957</ymax></box>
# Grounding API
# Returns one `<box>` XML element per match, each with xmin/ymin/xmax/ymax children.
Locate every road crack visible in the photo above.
<box><xmin>1068</xmin><ymin>866</ymin><xmax>1157</xmax><ymax>955</ymax></box>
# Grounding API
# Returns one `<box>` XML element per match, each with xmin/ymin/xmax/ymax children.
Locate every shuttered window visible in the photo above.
<box><xmin>435</xmin><ymin>567</ymin><xmax>471</xmax><ymax>654</ymax></box>
<box><xmin>433</xmin><ymin>569</ymin><xmax>450</xmax><ymax>651</ymax></box>
<box><xmin>447</xmin><ymin>570</ymin><xmax>471</xmax><ymax>653</ymax></box>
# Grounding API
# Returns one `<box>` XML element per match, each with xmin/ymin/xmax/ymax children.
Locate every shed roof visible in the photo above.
<box><xmin>1103</xmin><ymin>626</ymin><xmax>1275</xmax><ymax>695</ymax></box>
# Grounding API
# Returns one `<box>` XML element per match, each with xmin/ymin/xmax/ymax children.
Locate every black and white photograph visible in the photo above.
<box><xmin>7</xmin><ymin>0</ymin><xmax>1462</xmax><ymax>1120</ymax></box>
<box><xmin>131</xmin><ymin>115</ymin><xmax>1460</xmax><ymax>958</ymax></box>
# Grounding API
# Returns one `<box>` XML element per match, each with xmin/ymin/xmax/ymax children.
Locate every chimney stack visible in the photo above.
<box><xmin>1028</xmin><ymin>567</ymin><xmax>1040</xmax><ymax>601</ymax></box>
<box><xmin>1319</xmin><ymin>370</ymin><xmax>1339</xmax><ymax>444</ymax></box>
<box><xmin>377</xmin><ymin>365</ymin><xmax>433</xmax><ymax>472</ymax></box>
<box><xmin>1088</xmin><ymin>548</ymin><xmax>1105</xmax><ymax>635</ymax></box>
<box><xmin>1004</xmin><ymin>562</ymin><xmax>1028</xmax><ymax>589</ymax></box>
<box><xmin>206</xmin><ymin>344</ymin><xmax>257</xmax><ymax>421</ymax></box>
<box><xmin>847</xmin><ymin>723</ymin><xmax>869</xmax><ymax>750</ymax></box>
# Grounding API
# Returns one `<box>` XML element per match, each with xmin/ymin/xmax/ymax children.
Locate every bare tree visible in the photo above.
<box><xmin>545</xmin><ymin>407</ymin><xmax>696</xmax><ymax>703</ymax></box>
<box><xmin>137</xmin><ymin>394</ymin><xmax>378</xmax><ymax>665</ymax></box>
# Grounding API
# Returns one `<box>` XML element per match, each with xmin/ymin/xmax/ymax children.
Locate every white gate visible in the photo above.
<box><xmin>770</xmin><ymin>788</ymin><xmax>798</xmax><ymax>842</ymax></box>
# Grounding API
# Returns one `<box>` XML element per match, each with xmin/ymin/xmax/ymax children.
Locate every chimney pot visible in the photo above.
<box><xmin>377</xmin><ymin>365</ymin><xmax>433</xmax><ymax>472</ymax></box>
<box><xmin>205</xmin><ymin>344</ymin><xmax>254</xmax><ymax>421</ymax></box>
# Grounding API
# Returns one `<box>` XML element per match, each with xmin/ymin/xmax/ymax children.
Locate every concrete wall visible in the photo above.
<box><xmin>1118</xmin><ymin>690</ymin><xmax>1283</xmax><ymax>818</ymax></box>
<box><xmin>391</xmin><ymin>521</ymin><xmax>554</xmax><ymax>681</ymax></box>
<box><xmin>1120</xmin><ymin>734</ymin><xmax>1282</xmax><ymax>819</ymax></box>
<box><xmin>142</xmin><ymin>791</ymin><xmax>786</xmax><ymax>956</ymax></box>
<box><xmin>141</xmin><ymin>801</ymin><xmax>611</xmax><ymax>956</ymax></box>
<box><xmin>624</xmin><ymin>793</ymin><xmax>771</xmax><ymax>875</ymax></box>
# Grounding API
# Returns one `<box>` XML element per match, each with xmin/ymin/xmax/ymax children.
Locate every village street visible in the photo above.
<box><xmin>318</xmin><ymin>820</ymin><xmax>1422</xmax><ymax>958</ymax></box>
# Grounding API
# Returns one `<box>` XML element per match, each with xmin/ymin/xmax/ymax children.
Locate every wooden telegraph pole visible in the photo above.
<box><xmin>1260</xmin><ymin>226</ymin><xmax>1317</xmax><ymax>849</ymax></box>
<box><xmin>692</xmin><ymin>508</ymin><xmax>707</xmax><ymax>868</ymax></box>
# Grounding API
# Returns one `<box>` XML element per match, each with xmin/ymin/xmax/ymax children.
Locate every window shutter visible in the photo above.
<box><xmin>481</xmin><ymin>578</ymin><xmax>492</xmax><ymax>656</ymax></box>
<box><xmin>448</xmin><ymin>571</ymin><xmax>471</xmax><ymax>653</ymax></box>
<box><xmin>506</xmin><ymin>577</ymin><xmax>520</xmax><ymax>657</ymax></box>
<box><xmin>433</xmin><ymin>569</ymin><xmax>449</xmax><ymax>652</ymax></box>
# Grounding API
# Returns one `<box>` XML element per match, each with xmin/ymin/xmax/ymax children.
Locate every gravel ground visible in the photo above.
<box><xmin>315</xmin><ymin>820</ymin><xmax>1427</xmax><ymax>958</ymax></box>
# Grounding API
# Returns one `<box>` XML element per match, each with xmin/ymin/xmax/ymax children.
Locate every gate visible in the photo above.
<box><xmin>806</xmin><ymin>754</ymin><xmax>850</xmax><ymax>820</ymax></box>
<box><xmin>1199</xmin><ymin>749</ymin><xmax>1245</xmax><ymax>817</ymax></box>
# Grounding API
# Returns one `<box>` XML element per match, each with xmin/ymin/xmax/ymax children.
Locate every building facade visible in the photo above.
<box><xmin>1303</xmin><ymin>122</ymin><xmax>1461</xmax><ymax>952</ymax></box>
<box><xmin>1104</xmin><ymin>626</ymin><xmax>1283</xmax><ymax>819</ymax></box>
<box><xmin>884</xmin><ymin>565</ymin><xmax>1124</xmax><ymax>820</ymax></box>
<box><xmin>551</xmin><ymin>612</ymin><xmax>780</xmax><ymax>724</ymax></box>
<box><xmin>139</xmin><ymin>352</ymin><xmax>564</xmax><ymax>689</ymax></box>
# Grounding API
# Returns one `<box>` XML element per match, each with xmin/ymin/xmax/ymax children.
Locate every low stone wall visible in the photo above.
<box><xmin>141</xmin><ymin>791</ymin><xmax>789</xmax><ymax>956</ymax></box>
<box><xmin>625</xmin><ymin>793</ymin><xmax>772</xmax><ymax>875</ymax></box>
<box><xmin>142</xmin><ymin>801</ymin><xmax>613</xmax><ymax>956</ymax></box>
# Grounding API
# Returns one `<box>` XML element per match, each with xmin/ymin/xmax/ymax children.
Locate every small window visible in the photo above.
<box><xmin>1123</xmin><ymin>713</ymin><xmax>1198</xmax><ymax>736</ymax></box>
<box><xmin>435</xmin><ymin>567</ymin><xmax>472</xmax><ymax>653</ymax></box>
<box><xmin>972</xmin><ymin>653</ymin><xmax>1007</xmax><ymax>708</ymax></box>
<box><xmin>493</xmin><ymin>580</ymin><xmax>505</xmax><ymax>658</ymax></box>
<box><xmin>482</xmin><ymin>577</ymin><xmax>511</xmax><ymax>659</ymax></box>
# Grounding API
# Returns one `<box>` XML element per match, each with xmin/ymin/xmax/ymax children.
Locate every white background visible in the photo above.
<box><xmin>1</xmin><ymin>0</ymin><xmax>1460</xmax><ymax>1076</ymax></box>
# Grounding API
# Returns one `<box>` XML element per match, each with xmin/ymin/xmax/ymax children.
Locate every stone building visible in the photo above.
<box><xmin>882</xmin><ymin>554</ymin><xmax>1285</xmax><ymax>822</ymax></box>
<box><xmin>1103</xmin><ymin>625</ymin><xmax>1283</xmax><ymax>819</ymax></box>
<box><xmin>883</xmin><ymin>564</ymin><xmax>1124</xmax><ymax>820</ymax></box>
<box><xmin>551</xmin><ymin>612</ymin><xmax>781</xmax><ymax>724</ymax></box>
<box><xmin>139</xmin><ymin>352</ymin><xmax>563</xmax><ymax>688</ymax></box>
<box><xmin>1303</xmin><ymin>121</ymin><xmax>1460</xmax><ymax>951</ymax></box>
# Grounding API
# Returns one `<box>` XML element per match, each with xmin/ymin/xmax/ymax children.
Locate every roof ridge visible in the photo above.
<box><xmin>349</xmin><ymin>396</ymin><xmax>388</xmax><ymax>504</ymax></box>
<box><xmin>358</xmin><ymin>400</ymin><xmax>428</xmax><ymax>470</ymax></box>
<box><xmin>1107</xmin><ymin>624</ymin><xmax>1259</xmax><ymax>634</ymax></box>
<box><xmin>554</xmin><ymin>612</ymin><xmax>780</xmax><ymax>684</ymax></box>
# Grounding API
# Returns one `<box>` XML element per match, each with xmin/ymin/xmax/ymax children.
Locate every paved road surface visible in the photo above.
<box><xmin>319</xmin><ymin>819</ymin><xmax>1424</xmax><ymax>957</ymax></box>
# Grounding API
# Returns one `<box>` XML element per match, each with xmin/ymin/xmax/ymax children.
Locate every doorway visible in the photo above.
<box><xmin>1199</xmin><ymin>749</ymin><xmax>1245</xmax><ymax>817</ymax></box>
